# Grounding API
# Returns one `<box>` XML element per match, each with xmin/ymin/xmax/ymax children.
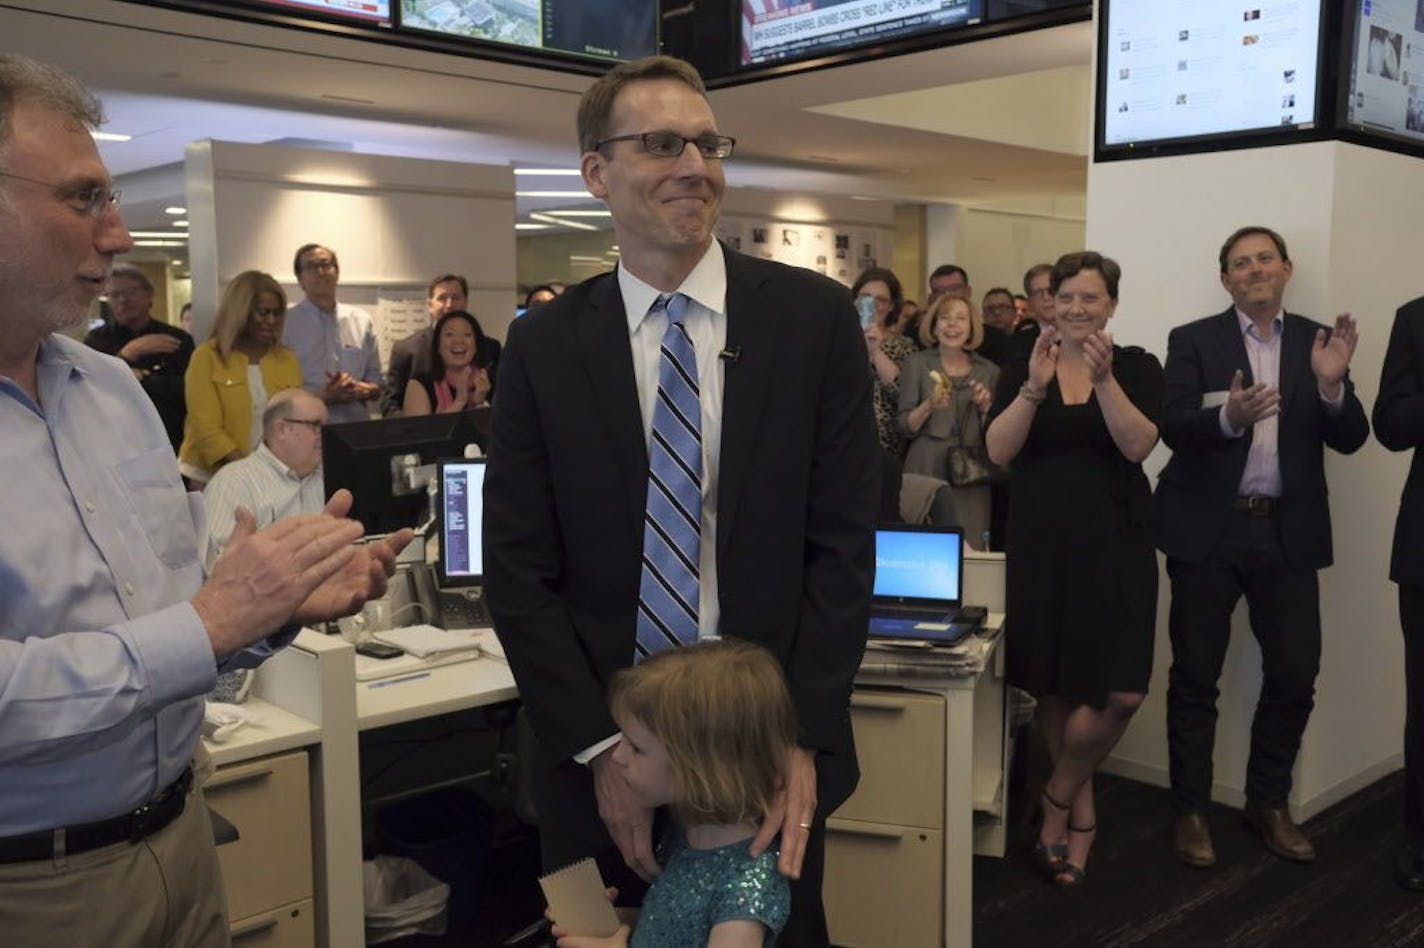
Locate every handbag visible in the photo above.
<box><xmin>946</xmin><ymin>443</ymin><xmax>993</xmax><ymax>487</ymax></box>
<box><xmin>944</xmin><ymin>386</ymin><xmax>994</xmax><ymax>487</ymax></box>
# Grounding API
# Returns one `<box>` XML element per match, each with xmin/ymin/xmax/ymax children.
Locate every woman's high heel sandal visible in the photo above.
<box><xmin>1033</xmin><ymin>790</ymin><xmax>1071</xmax><ymax>878</ymax></box>
<box><xmin>1053</xmin><ymin>822</ymin><xmax>1097</xmax><ymax>888</ymax></box>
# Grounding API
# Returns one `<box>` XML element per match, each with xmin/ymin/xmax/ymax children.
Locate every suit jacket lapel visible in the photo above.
<box><xmin>1216</xmin><ymin>307</ymin><xmax>1253</xmax><ymax>386</ymax></box>
<box><xmin>717</xmin><ymin>247</ymin><xmax>775</xmax><ymax>557</ymax></box>
<box><xmin>576</xmin><ymin>274</ymin><xmax>648</xmax><ymax>528</ymax></box>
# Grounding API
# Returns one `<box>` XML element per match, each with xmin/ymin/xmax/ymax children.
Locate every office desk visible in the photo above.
<box><xmin>826</xmin><ymin>551</ymin><xmax>1006</xmax><ymax>948</ymax></box>
<box><xmin>217</xmin><ymin>628</ymin><xmax>517</xmax><ymax>947</ymax></box>
<box><xmin>356</xmin><ymin>632</ymin><xmax>517</xmax><ymax>731</ymax></box>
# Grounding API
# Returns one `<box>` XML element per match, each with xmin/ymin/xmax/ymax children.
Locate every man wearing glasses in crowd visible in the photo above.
<box><xmin>283</xmin><ymin>242</ymin><xmax>382</xmax><ymax>422</ymax></box>
<box><xmin>201</xmin><ymin>388</ymin><xmax>330</xmax><ymax>569</ymax></box>
<box><xmin>484</xmin><ymin>55</ymin><xmax>877</xmax><ymax>945</ymax></box>
<box><xmin>0</xmin><ymin>55</ymin><xmax>409</xmax><ymax>945</ymax></box>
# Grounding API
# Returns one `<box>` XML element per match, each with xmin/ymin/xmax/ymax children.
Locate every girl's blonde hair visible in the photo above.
<box><xmin>210</xmin><ymin>270</ymin><xmax>287</xmax><ymax>360</ymax></box>
<box><xmin>920</xmin><ymin>293</ymin><xmax>984</xmax><ymax>352</ymax></box>
<box><xmin>609</xmin><ymin>640</ymin><xmax>797</xmax><ymax>826</ymax></box>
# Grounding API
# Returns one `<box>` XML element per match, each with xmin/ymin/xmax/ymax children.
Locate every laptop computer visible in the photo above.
<box><xmin>435</xmin><ymin>459</ymin><xmax>493</xmax><ymax>629</ymax></box>
<box><xmin>869</xmin><ymin>524</ymin><xmax>976</xmax><ymax>646</ymax></box>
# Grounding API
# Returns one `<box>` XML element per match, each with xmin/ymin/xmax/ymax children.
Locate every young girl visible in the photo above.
<box><xmin>553</xmin><ymin>639</ymin><xmax>795</xmax><ymax>947</ymax></box>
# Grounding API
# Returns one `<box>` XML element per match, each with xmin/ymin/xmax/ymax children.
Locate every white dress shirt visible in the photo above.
<box><xmin>576</xmin><ymin>242</ymin><xmax>729</xmax><ymax>765</ymax></box>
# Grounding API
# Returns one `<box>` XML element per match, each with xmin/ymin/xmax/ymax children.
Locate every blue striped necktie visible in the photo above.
<box><xmin>636</xmin><ymin>292</ymin><xmax>701</xmax><ymax>659</ymax></box>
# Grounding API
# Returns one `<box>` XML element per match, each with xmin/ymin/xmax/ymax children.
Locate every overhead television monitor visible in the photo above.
<box><xmin>740</xmin><ymin>0</ymin><xmax>985</xmax><ymax>68</ymax></box>
<box><xmin>1096</xmin><ymin>0</ymin><xmax>1326</xmax><ymax>160</ymax></box>
<box><xmin>251</xmin><ymin>0</ymin><xmax>392</xmax><ymax>25</ymax></box>
<box><xmin>321</xmin><ymin>408</ymin><xmax>491</xmax><ymax>535</ymax></box>
<box><xmin>1340</xmin><ymin>0</ymin><xmax>1424</xmax><ymax>153</ymax></box>
<box><xmin>400</xmin><ymin>0</ymin><xmax>657</xmax><ymax>62</ymax></box>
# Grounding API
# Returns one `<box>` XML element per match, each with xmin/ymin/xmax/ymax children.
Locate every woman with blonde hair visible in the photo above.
<box><xmin>179</xmin><ymin>271</ymin><xmax>303</xmax><ymax>484</ymax></box>
<box><xmin>897</xmin><ymin>293</ymin><xmax>1000</xmax><ymax>546</ymax></box>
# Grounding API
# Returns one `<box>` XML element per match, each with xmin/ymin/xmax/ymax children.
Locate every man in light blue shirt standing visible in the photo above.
<box><xmin>0</xmin><ymin>56</ymin><xmax>411</xmax><ymax>947</ymax></box>
<box><xmin>282</xmin><ymin>242</ymin><xmax>382</xmax><ymax>423</ymax></box>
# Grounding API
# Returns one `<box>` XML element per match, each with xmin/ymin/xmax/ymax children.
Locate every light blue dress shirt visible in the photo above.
<box><xmin>282</xmin><ymin>298</ymin><xmax>382</xmax><ymax>424</ymax></box>
<box><xmin>0</xmin><ymin>335</ymin><xmax>280</xmax><ymax>835</ymax></box>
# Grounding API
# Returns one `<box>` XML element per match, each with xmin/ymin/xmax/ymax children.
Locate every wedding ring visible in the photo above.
<box><xmin>799</xmin><ymin>821</ymin><xmax>814</xmax><ymax>830</ymax></box>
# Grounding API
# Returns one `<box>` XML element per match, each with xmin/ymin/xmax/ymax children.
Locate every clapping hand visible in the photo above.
<box><xmin>1223</xmin><ymin>369</ymin><xmax>1280</xmax><ymax>430</ymax></box>
<box><xmin>1082</xmin><ymin>330</ymin><xmax>1114</xmax><ymax>384</ymax></box>
<box><xmin>967</xmin><ymin>378</ymin><xmax>993</xmax><ymax>414</ymax></box>
<box><xmin>1311</xmin><ymin>312</ymin><xmax>1358</xmax><ymax>400</ymax></box>
<box><xmin>1028</xmin><ymin>325</ymin><xmax>1059</xmax><ymax>390</ymax></box>
<box><xmin>471</xmin><ymin>366</ymin><xmax>492</xmax><ymax>405</ymax></box>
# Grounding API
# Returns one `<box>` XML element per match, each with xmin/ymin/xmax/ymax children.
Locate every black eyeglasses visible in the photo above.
<box><xmin>283</xmin><ymin>418</ymin><xmax>323</xmax><ymax>432</ymax></box>
<box><xmin>593</xmin><ymin>131</ymin><xmax>736</xmax><ymax>160</ymax></box>
<box><xmin>0</xmin><ymin>170</ymin><xmax>122</xmax><ymax>218</ymax></box>
<box><xmin>301</xmin><ymin>260</ymin><xmax>337</xmax><ymax>273</ymax></box>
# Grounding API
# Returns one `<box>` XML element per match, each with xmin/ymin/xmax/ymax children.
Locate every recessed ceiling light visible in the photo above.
<box><xmin>173</xmin><ymin>220</ymin><xmax>189</xmax><ymax>228</ymax></box>
<box><xmin>515</xmin><ymin>223</ymin><xmax>553</xmax><ymax>231</ymax></box>
<box><xmin>514</xmin><ymin>168</ymin><xmax>584</xmax><ymax>176</ymax></box>
<box><xmin>91</xmin><ymin>131</ymin><xmax>131</xmax><ymax>143</ymax></box>
<box><xmin>544</xmin><ymin>210</ymin><xmax>613</xmax><ymax>218</ymax></box>
<box><xmin>568</xmin><ymin>255</ymin><xmax>607</xmax><ymax>262</ymax></box>
<box><xmin>531</xmin><ymin>212</ymin><xmax>598</xmax><ymax>231</ymax></box>
<box><xmin>132</xmin><ymin>239</ymin><xmax>187</xmax><ymax>247</ymax></box>
<box><xmin>517</xmin><ymin>190</ymin><xmax>596</xmax><ymax>199</ymax></box>
<box><xmin>129</xmin><ymin>231</ymin><xmax>190</xmax><ymax>240</ymax></box>
<box><xmin>165</xmin><ymin>207</ymin><xmax>187</xmax><ymax>215</ymax></box>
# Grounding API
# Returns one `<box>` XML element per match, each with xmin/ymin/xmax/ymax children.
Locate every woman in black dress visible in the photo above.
<box><xmin>985</xmin><ymin>251</ymin><xmax>1162</xmax><ymax>886</ymax></box>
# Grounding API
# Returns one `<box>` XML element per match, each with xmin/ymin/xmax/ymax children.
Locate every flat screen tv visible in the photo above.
<box><xmin>251</xmin><ymin>0</ymin><xmax>391</xmax><ymax>25</ymax></box>
<box><xmin>1339</xmin><ymin>0</ymin><xmax>1424</xmax><ymax>154</ymax></box>
<box><xmin>1096</xmin><ymin>0</ymin><xmax>1327</xmax><ymax>160</ymax></box>
<box><xmin>739</xmin><ymin>0</ymin><xmax>985</xmax><ymax>68</ymax></box>
<box><xmin>400</xmin><ymin>0</ymin><xmax>657</xmax><ymax>62</ymax></box>
<box><xmin>321</xmin><ymin>408</ymin><xmax>491</xmax><ymax>535</ymax></box>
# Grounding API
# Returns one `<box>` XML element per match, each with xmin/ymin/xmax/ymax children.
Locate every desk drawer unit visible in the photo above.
<box><xmin>228</xmin><ymin>899</ymin><xmax>315</xmax><ymax>948</ymax></box>
<box><xmin>204</xmin><ymin>750</ymin><xmax>314</xmax><ymax>927</ymax></box>
<box><xmin>835</xmin><ymin>689</ymin><xmax>945</xmax><ymax>829</ymax></box>
<box><xmin>824</xmin><ymin>819</ymin><xmax>942</xmax><ymax>948</ymax></box>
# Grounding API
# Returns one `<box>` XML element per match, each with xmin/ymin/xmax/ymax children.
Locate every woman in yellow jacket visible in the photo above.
<box><xmin>179</xmin><ymin>271</ymin><xmax>304</xmax><ymax>484</ymax></box>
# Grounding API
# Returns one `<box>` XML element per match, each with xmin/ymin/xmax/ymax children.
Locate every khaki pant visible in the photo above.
<box><xmin>0</xmin><ymin>783</ymin><xmax>230</xmax><ymax>948</ymax></box>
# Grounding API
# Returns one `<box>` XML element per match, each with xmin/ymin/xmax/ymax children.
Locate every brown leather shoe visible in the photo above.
<box><xmin>1244</xmin><ymin>806</ymin><xmax>1316</xmax><ymax>862</ymax></box>
<box><xmin>1173</xmin><ymin>812</ymin><xmax>1216</xmax><ymax>868</ymax></box>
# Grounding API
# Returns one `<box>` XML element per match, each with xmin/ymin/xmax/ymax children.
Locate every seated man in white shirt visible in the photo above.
<box><xmin>202</xmin><ymin>388</ymin><xmax>328</xmax><ymax>569</ymax></box>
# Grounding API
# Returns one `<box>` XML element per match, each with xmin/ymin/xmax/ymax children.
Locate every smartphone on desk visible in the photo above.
<box><xmin>355</xmin><ymin>641</ymin><xmax>404</xmax><ymax>660</ymax></box>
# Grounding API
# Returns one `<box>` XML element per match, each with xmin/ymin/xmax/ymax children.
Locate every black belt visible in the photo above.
<box><xmin>1232</xmin><ymin>495</ymin><xmax>1279</xmax><ymax>517</ymax></box>
<box><xmin>0</xmin><ymin>767</ymin><xmax>192</xmax><ymax>864</ymax></box>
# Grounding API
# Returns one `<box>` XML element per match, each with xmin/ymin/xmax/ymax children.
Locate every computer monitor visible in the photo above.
<box><xmin>321</xmin><ymin>408</ymin><xmax>491</xmax><ymax>535</ymax></box>
<box><xmin>436</xmin><ymin>459</ymin><xmax>486</xmax><ymax>589</ymax></box>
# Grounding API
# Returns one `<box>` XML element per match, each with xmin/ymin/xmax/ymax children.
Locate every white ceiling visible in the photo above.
<box><xmin>1</xmin><ymin>0</ymin><xmax>1095</xmax><ymax>258</ymax></box>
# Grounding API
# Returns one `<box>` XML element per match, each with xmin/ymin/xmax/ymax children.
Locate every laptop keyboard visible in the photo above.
<box><xmin>438</xmin><ymin>589</ymin><xmax>492</xmax><ymax>629</ymax></box>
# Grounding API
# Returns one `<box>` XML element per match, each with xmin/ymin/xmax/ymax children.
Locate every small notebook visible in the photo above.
<box><xmin>539</xmin><ymin>857</ymin><xmax>620</xmax><ymax>938</ymax></box>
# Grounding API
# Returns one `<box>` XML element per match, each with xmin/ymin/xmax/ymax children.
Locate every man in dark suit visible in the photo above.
<box><xmin>83</xmin><ymin>264</ymin><xmax>194</xmax><ymax>452</ymax></box>
<box><xmin>380</xmin><ymin>273</ymin><xmax>500</xmax><ymax>415</ymax></box>
<box><xmin>1371</xmin><ymin>294</ymin><xmax>1424</xmax><ymax>892</ymax></box>
<box><xmin>483</xmin><ymin>56</ymin><xmax>878</xmax><ymax>944</ymax></box>
<box><xmin>1157</xmin><ymin>226</ymin><xmax>1368</xmax><ymax>868</ymax></box>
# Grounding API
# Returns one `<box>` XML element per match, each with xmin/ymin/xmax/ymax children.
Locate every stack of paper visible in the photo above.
<box><xmin>374</xmin><ymin>624</ymin><xmax>483</xmax><ymax>658</ymax></box>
